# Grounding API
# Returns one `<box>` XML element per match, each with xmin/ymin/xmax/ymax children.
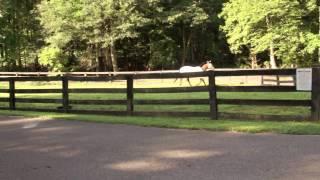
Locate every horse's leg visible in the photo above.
<box><xmin>187</xmin><ymin>77</ymin><xmax>192</xmax><ymax>86</ymax></box>
<box><xmin>200</xmin><ymin>78</ymin><xmax>206</xmax><ymax>86</ymax></box>
<box><xmin>195</xmin><ymin>78</ymin><xmax>205</xmax><ymax>86</ymax></box>
<box><xmin>173</xmin><ymin>77</ymin><xmax>183</xmax><ymax>85</ymax></box>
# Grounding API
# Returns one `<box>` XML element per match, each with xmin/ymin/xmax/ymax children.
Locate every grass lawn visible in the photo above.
<box><xmin>0</xmin><ymin>78</ymin><xmax>318</xmax><ymax>135</ymax></box>
<box><xmin>0</xmin><ymin>110</ymin><xmax>320</xmax><ymax>135</ymax></box>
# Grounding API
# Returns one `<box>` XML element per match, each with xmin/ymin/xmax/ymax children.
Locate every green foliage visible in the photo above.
<box><xmin>2</xmin><ymin>0</ymin><xmax>319</xmax><ymax>71</ymax></box>
<box><xmin>220</xmin><ymin>0</ymin><xmax>319</xmax><ymax>67</ymax></box>
<box><xmin>148</xmin><ymin>37</ymin><xmax>177</xmax><ymax>69</ymax></box>
<box><xmin>37</xmin><ymin>0</ymin><xmax>229</xmax><ymax>70</ymax></box>
<box><xmin>40</xmin><ymin>0</ymin><xmax>150</xmax><ymax>45</ymax></box>
<box><xmin>1</xmin><ymin>0</ymin><xmax>233</xmax><ymax>71</ymax></box>
<box><xmin>166</xmin><ymin>0</ymin><xmax>209</xmax><ymax>27</ymax></box>
<box><xmin>163</xmin><ymin>0</ymin><xmax>225</xmax><ymax>66</ymax></box>
<box><xmin>38</xmin><ymin>46</ymin><xmax>68</xmax><ymax>72</ymax></box>
<box><xmin>38</xmin><ymin>0</ymin><xmax>155</xmax><ymax>71</ymax></box>
<box><xmin>0</xmin><ymin>0</ymin><xmax>42</xmax><ymax>70</ymax></box>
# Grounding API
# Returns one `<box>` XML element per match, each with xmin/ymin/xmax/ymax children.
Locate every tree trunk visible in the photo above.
<box><xmin>95</xmin><ymin>44</ymin><xmax>99</xmax><ymax>72</ymax></box>
<box><xmin>250</xmin><ymin>53</ymin><xmax>257</xmax><ymax>69</ymax></box>
<box><xmin>97</xmin><ymin>48</ymin><xmax>107</xmax><ymax>72</ymax></box>
<box><xmin>34</xmin><ymin>56</ymin><xmax>40</xmax><ymax>71</ymax></box>
<box><xmin>181</xmin><ymin>25</ymin><xmax>193</xmax><ymax>66</ymax></box>
<box><xmin>110</xmin><ymin>42</ymin><xmax>119</xmax><ymax>72</ymax></box>
<box><xmin>17</xmin><ymin>49</ymin><xmax>22</xmax><ymax>70</ymax></box>
<box><xmin>104</xmin><ymin>47</ymin><xmax>112</xmax><ymax>71</ymax></box>
<box><xmin>191</xmin><ymin>45</ymin><xmax>195</xmax><ymax>63</ymax></box>
<box><xmin>181</xmin><ymin>25</ymin><xmax>186</xmax><ymax>66</ymax></box>
<box><xmin>87</xmin><ymin>45</ymin><xmax>96</xmax><ymax>71</ymax></box>
<box><xmin>269</xmin><ymin>41</ymin><xmax>277</xmax><ymax>69</ymax></box>
<box><xmin>4</xmin><ymin>46</ymin><xmax>8</xmax><ymax>68</ymax></box>
<box><xmin>318</xmin><ymin>5</ymin><xmax>320</xmax><ymax>63</ymax></box>
<box><xmin>187</xmin><ymin>31</ymin><xmax>192</xmax><ymax>62</ymax></box>
<box><xmin>266</xmin><ymin>16</ymin><xmax>277</xmax><ymax>69</ymax></box>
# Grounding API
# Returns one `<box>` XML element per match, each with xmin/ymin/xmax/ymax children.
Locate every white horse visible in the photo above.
<box><xmin>176</xmin><ymin>61</ymin><xmax>214</xmax><ymax>86</ymax></box>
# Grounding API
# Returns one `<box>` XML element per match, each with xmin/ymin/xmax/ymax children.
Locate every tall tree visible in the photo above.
<box><xmin>166</xmin><ymin>0</ymin><xmax>209</xmax><ymax>66</ymax></box>
<box><xmin>0</xmin><ymin>0</ymin><xmax>42</xmax><ymax>71</ymax></box>
<box><xmin>146</xmin><ymin>0</ymin><xmax>232</xmax><ymax>69</ymax></box>
<box><xmin>220</xmin><ymin>0</ymin><xmax>319</xmax><ymax>68</ymax></box>
<box><xmin>38</xmin><ymin>0</ymin><xmax>150</xmax><ymax>72</ymax></box>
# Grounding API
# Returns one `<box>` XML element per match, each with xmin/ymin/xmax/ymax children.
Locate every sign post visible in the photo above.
<box><xmin>296</xmin><ymin>68</ymin><xmax>312</xmax><ymax>91</ymax></box>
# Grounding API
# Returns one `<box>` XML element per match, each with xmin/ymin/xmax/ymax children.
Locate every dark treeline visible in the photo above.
<box><xmin>0</xmin><ymin>0</ymin><xmax>319</xmax><ymax>72</ymax></box>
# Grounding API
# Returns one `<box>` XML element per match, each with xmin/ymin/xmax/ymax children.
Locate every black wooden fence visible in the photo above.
<box><xmin>0</xmin><ymin>68</ymin><xmax>319</xmax><ymax>121</ymax></box>
<box><xmin>261</xmin><ymin>75</ymin><xmax>296</xmax><ymax>86</ymax></box>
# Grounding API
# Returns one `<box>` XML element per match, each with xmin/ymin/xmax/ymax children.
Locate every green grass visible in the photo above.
<box><xmin>0</xmin><ymin>110</ymin><xmax>320</xmax><ymax>135</ymax></box>
<box><xmin>0</xmin><ymin>80</ymin><xmax>318</xmax><ymax>135</ymax></box>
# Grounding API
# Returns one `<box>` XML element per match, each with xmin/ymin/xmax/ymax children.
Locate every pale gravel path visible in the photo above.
<box><xmin>0</xmin><ymin>116</ymin><xmax>319</xmax><ymax>180</ymax></box>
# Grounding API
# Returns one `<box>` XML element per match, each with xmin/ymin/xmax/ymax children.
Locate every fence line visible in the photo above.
<box><xmin>0</xmin><ymin>68</ymin><xmax>319</xmax><ymax>121</ymax></box>
<box><xmin>0</xmin><ymin>68</ymin><xmax>296</xmax><ymax>77</ymax></box>
<box><xmin>261</xmin><ymin>75</ymin><xmax>296</xmax><ymax>86</ymax></box>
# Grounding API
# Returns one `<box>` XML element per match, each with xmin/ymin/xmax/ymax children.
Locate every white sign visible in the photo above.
<box><xmin>296</xmin><ymin>68</ymin><xmax>312</xmax><ymax>91</ymax></box>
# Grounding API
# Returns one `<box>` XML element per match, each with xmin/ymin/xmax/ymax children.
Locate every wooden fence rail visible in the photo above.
<box><xmin>0</xmin><ymin>68</ymin><xmax>319</xmax><ymax>121</ymax></box>
<box><xmin>261</xmin><ymin>75</ymin><xmax>296</xmax><ymax>86</ymax></box>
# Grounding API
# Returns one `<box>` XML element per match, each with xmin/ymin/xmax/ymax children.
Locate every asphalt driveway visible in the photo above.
<box><xmin>0</xmin><ymin>116</ymin><xmax>319</xmax><ymax>180</ymax></box>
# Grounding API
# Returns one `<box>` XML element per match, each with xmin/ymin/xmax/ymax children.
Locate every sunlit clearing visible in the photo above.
<box><xmin>108</xmin><ymin>159</ymin><xmax>172</xmax><ymax>172</ymax></box>
<box><xmin>156</xmin><ymin>149</ymin><xmax>222</xmax><ymax>159</ymax></box>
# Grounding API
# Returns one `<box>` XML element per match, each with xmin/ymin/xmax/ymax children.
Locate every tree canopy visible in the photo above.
<box><xmin>220</xmin><ymin>0</ymin><xmax>319</xmax><ymax>68</ymax></box>
<box><xmin>0</xmin><ymin>0</ymin><xmax>319</xmax><ymax>71</ymax></box>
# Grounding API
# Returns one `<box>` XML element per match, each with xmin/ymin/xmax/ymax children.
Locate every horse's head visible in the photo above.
<box><xmin>201</xmin><ymin>61</ymin><xmax>214</xmax><ymax>71</ymax></box>
<box><xmin>206</xmin><ymin>61</ymin><xmax>214</xmax><ymax>70</ymax></box>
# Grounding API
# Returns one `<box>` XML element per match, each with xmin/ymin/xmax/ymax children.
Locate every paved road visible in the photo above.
<box><xmin>0</xmin><ymin>116</ymin><xmax>320</xmax><ymax>180</ymax></box>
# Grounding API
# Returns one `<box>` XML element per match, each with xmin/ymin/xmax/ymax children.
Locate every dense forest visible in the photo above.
<box><xmin>0</xmin><ymin>0</ymin><xmax>319</xmax><ymax>72</ymax></box>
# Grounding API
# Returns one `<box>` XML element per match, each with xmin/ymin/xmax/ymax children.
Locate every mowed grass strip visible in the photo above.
<box><xmin>0</xmin><ymin>110</ymin><xmax>319</xmax><ymax>135</ymax></box>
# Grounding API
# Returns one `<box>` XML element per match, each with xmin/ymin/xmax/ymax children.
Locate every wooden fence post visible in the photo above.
<box><xmin>127</xmin><ymin>76</ymin><xmax>134</xmax><ymax>115</ymax></box>
<box><xmin>62</xmin><ymin>76</ymin><xmax>69</xmax><ymax>112</ymax></box>
<box><xmin>261</xmin><ymin>75</ymin><xmax>264</xmax><ymax>85</ymax></box>
<box><xmin>9</xmin><ymin>79</ymin><xmax>15</xmax><ymax>110</ymax></box>
<box><xmin>276</xmin><ymin>75</ymin><xmax>280</xmax><ymax>86</ymax></box>
<box><xmin>209</xmin><ymin>72</ymin><xmax>218</xmax><ymax>120</ymax></box>
<box><xmin>312</xmin><ymin>66</ymin><xmax>320</xmax><ymax>121</ymax></box>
